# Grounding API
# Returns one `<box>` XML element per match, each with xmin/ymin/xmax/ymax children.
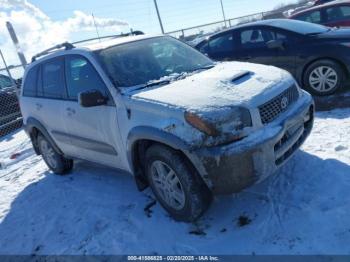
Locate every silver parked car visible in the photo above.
<box><xmin>20</xmin><ymin>34</ymin><xmax>314</xmax><ymax>221</ymax></box>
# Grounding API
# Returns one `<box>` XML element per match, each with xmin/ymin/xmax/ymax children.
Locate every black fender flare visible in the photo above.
<box><xmin>126</xmin><ymin>126</ymin><xmax>212</xmax><ymax>190</ymax></box>
<box><xmin>25</xmin><ymin>117</ymin><xmax>63</xmax><ymax>155</ymax></box>
<box><xmin>126</xmin><ymin>126</ymin><xmax>191</xmax><ymax>173</ymax></box>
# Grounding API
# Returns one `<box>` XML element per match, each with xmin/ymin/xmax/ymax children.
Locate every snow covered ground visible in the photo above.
<box><xmin>0</xmin><ymin>108</ymin><xmax>349</xmax><ymax>255</ymax></box>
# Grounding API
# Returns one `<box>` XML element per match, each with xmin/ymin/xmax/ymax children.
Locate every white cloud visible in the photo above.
<box><xmin>0</xmin><ymin>0</ymin><xmax>129</xmax><ymax>69</ymax></box>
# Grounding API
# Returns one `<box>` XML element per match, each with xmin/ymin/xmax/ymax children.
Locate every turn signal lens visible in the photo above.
<box><xmin>184</xmin><ymin>112</ymin><xmax>219</xmax><ymax>137</ymax></box>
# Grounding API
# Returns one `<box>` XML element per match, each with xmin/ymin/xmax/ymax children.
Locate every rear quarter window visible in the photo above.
<box><xmin>23</xmin><ymin>66</ymin><xmax>38</xmax><ymax>97</ymax></box>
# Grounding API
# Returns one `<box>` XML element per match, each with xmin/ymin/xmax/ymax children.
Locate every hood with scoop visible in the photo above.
<box><xmin>131</xmin><ymin>61</ymin><xmax>294</xmax><ymax>113</ymax></box>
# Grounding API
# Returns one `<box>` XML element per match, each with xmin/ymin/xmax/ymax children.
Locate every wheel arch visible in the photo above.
<box><xmin>300</xmin><ymin>57</ymin><xmax>349</xmax><ymax>85</ymax></box>
<box><xmin>126</xmin><ymin>126</ymin><xmax>209</xmax><ymax>191</ymax></box>
<box><xmin>25</xmin><ymin>117</ymin><xmax>63</xmax><ymax>156</ymax></box>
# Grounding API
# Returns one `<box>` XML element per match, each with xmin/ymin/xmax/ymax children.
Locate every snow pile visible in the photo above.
<box><xmin>0</xmin><ymin>109</ymin><xmax>350</xmax><ymax>255</ymax></box>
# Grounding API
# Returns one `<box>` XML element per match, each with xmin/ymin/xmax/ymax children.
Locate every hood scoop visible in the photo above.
<box><xmin>230</xmin><ymin>70</ymin><xmax>252</xmax><ymax>84</ymax></box>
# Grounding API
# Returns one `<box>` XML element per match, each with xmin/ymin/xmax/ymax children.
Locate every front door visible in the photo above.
<box><xmin>60</xmin><ymin>55</ymin><xmax>123</xmax><ymax>169</ymax></box>
<box><xmin>236</xmin><ymin>27</ymin><xmax>297</xmax><ymax>75</ymax></box>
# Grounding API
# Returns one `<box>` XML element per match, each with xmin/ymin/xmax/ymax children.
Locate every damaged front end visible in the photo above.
<box><xmin>185</xmin><ymin>92</ymin><xmax>314</xmax><ymax>195</ymax></box>
<box><xmin>184</xmin><ymin>106</ymin><xmax>253</xmax><ymax>147</ymax></box>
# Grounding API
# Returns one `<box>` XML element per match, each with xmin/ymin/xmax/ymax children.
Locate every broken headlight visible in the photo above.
<box><xmin>185</xmin><ymin>107</ymin><xmax>252</xmax><ymax>142</ymax></box>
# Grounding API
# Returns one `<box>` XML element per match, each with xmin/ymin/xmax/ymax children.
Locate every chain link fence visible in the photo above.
<box><xmin>0</xmin><ymin>61</ymin><xmax>23</xmax><ymax>138</ymax></box>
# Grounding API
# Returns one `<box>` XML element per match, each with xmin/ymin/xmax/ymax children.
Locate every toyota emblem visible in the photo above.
<box><xmin>281</xmin><ymin>96</ymin><xmax>289</xmax><ymax>109</ymax></box>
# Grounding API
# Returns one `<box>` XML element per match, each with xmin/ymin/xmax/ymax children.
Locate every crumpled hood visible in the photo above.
<box><xmin>131</xmin><ymin>62</ymin><xmax>294</xmax><ymax>113</ymax></box>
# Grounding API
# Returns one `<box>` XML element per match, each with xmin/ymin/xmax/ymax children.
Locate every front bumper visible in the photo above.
<box><xmin>191</xmin><ymin>91</ymin><xmax>314</xmax><ymax>195</ymax></box>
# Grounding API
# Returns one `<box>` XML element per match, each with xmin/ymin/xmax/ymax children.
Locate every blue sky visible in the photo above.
<box><xmin>0</xmin><ymin>0</ymin><xmax>296</xmax><ymax>70</ymax></box>
<box><xmin>30</xmin><ymin>0</ymin><xmax>292</xmax><ymax>34</ymax></box>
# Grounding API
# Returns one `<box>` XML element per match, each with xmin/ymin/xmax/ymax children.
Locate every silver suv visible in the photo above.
<box><xmin>20</xmin><ymin>34</ymin><xmax>314</xmax><ymax>221</ymax></box>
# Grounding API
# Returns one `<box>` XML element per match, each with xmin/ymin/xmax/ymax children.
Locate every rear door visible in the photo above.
<box><xmin>31</xmin><ymin>57</ymin><xmax>70</xmax><ymax>153</ymax></box>
<box><xmin>61</xmin><ymin>54</ymin><xmax>123</xmax><ymax>169</ymax></box>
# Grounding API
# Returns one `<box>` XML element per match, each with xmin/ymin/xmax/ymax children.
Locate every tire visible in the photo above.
<box><xmin>37</xmin><ymin>134</ymin><xmax>73</xmax><ymax>174</ymax></box>
<box><xmin>303</xmin><ymin>59</ymin><xmax>344</xmax><ymax>96</ymax></box>
<box><xmin>145</xmin><ymin>144</ymin><xmax>212</xmax><ymax>222</ymax></box>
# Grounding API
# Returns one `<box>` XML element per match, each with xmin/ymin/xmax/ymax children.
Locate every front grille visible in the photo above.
<box><xmin>258</xmin><ymin>84</ymin><xmax>299</xmax><ymax>125</ymax></box>
<box><xmin>274</xmin><ymin>106</ymin><xmax>314</xmax><ymax>165</ymax></box>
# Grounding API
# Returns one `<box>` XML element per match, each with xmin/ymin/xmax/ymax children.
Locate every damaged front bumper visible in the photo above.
<box><xmin>189</xmin><ymin>91</ymin><xmax>314</xmax><ymax>195</ymax></box>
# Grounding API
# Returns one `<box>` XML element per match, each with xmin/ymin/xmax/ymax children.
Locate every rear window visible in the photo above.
<box><xmin>209</xmin><ymin>32</ymin><xmax>235</xmax><ymax>53</ymax></box>
<box><xmin>41</xmin><ymin>58</ymin><xmax>65</xmax><ymax>99</ymax></box>
<box><xmin>267</xmin><ymin>19</ymin><xmax>329</xmax><ymax>35</ymax></box>
<box><xmin>23</xmin><ymin>66</ymin><xmax>38</xmax><ymax>97</ymax></box>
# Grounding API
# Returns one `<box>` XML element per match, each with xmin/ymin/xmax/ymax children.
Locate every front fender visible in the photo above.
<box><xmin>126</xmin><ymin>126</ymin><xmax>212</xmax><ymax>189</ymax></box>
<box><xmin>127</xmin><ymin>126</ymin><xmax>190</xmax><ymax>169</ymax></box>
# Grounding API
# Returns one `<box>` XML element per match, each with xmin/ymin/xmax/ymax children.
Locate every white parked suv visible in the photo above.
<box><xmin>20</xmin><ymin>34</ymin><xmax>314</xmax><ymax>221</ymax></box>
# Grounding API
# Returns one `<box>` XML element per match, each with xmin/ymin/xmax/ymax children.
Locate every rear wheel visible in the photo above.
<box><xmin>145</xmin><ymin>144</ymin><xmax>212</xmax><ymax>222</ymax></box>
<box><xmin>303</xmin><ymin>59</ymin><xmax>344</xmax><ymax>96</ymax></box>
<box><xmin>38</xmin><ymin>134</ymin><xmax>73</xmax><ymax>174</ymax></box>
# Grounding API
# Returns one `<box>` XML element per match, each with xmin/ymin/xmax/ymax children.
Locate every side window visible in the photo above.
<box><xmin>23</xmin><ymin>66</ymin><xmax>38</xmax><ymax>96</ymax></box>
<box><xmin>326</xmin><ymin>6</ymin><xmax>350</xmax><ymax>21</ymax></box>
<box><xmin>294</xmin><ymin>11</ymin><xmax>321</xmax><ymax>23</ymax></box>
<box><xmin>209</xmin><ymin>32</ymin><xmax>235</xmax><ymax>53</ymax></box>
<box><xmin>240</xmin><ymin>29</ymin><xmax>274</xmax><ymax>49</ymax></box>
<box><xmin>42</xmin><ymin>58</ymin><xmax>65</xmax><ymax>99</ymax></box>
<box><xmin>65</xmin><ymin>55</ymin><xmax>109</xmax><ymax>100</ymax></box>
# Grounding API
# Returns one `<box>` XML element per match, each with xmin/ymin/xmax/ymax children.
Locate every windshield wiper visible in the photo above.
<box><xmin>126</xmin><ymin>79</ymin><xmax>171</xmax><ymax>93</ymax></box>
<box><xmin>194</xmin><ymin>64</ymin><xmax>215</xmax><ymax>71</ymax></box>
<box><xmin>144</xmin><ymin>79</ymin><xmax>171</xmax><ymax>88</ymax></box>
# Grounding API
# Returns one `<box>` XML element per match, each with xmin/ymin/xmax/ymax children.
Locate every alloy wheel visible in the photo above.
<box><xmin>40</xmin><ymin>140</ymin><xmax>58</xmax><ymax>169</ymax></box>
<box><xmin>150</xmin><ymin>160</ymin><xmax>186</xmax><ymax>210</ymax></box>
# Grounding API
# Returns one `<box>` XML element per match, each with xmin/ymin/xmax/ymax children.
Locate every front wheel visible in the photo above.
<box><xmin>303</xmin><ymin>59</ymin><xmax>344</xmax><ymax>96</ymax></box>
<box><xmin>145</xmin><ymin>144</ymin><xmax>212</xmax><ymax>222</ymax></box>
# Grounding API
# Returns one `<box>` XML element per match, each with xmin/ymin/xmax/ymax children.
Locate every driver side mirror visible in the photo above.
<box><xmin>78</xmin><ymin>89</ymin><xmax>107</xmax><ymax>107</ymax></box>
<box><xmin>266</xmin><ymin>39</ymin><xmax>285</xmax><ymax>50</ymax></box>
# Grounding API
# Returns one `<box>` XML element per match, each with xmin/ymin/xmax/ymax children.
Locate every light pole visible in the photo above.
<box><xmin>153</xmin><ymin>0</ymin><xmax>165</xmax><ymax>34</ymax></box>
<box><xmin>6</xmin><ymin>21</ymin><xmax>27</xmax><ymax>69</ymax></box>
<box><xmin>220</xmin><ymin>0</ymin><xmax>227</xmax><ymax>27</ymax></box>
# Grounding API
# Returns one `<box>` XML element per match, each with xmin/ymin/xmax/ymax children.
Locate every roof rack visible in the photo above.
<box><xmin>31</xmin><ymin>42</ymin><xmax>74</xmax><ymax>62</ymax></box>
<box><xmin>31</xmin><ymin>30</ymin><xmax>144</xmax><ymax>63</ymax></box>
<box><xmin>72</xmin><ymin>30</ymin><xmax>144</xmax><ymax>45</ymax></box>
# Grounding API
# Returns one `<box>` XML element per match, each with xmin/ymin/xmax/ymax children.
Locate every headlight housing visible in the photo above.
<box><xmin>184</xmin><ymin>112</ymin><xmax>219</xmax><ymax>136</ymax></box>
<box><xmin>185</xmin><ymin>107</ymin><xmax>252</xmax><ymax>142</ymax></box>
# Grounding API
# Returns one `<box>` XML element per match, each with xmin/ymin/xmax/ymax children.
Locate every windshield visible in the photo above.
<box><xmin>270</xmin><ymin>19</ymin><xmax>329</xmax><ymax>35</ymax></box>
<box><xmin>95</xmin><ymin>36</ymin><xmax>213</xmax><ymax>88</ymax></box>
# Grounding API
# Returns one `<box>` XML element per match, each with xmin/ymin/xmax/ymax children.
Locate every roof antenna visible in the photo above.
<box><xmin>92</xmin><ymin>13</ymin><xmax>101</xmax><ymax>42</ymax></box>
